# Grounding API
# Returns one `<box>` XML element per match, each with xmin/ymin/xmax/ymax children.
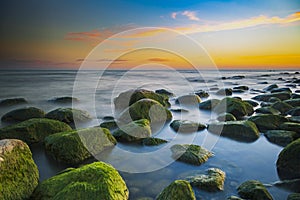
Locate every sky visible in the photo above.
<box><xmin>0</xmin><ymin>0</ymin><xmax>300</xmax><ymax>70</ymax></box>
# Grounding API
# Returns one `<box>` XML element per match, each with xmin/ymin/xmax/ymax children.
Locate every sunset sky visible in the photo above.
<box><xmin>0</xmin><ymin>0</ymin><xmax>300</xmax><ymax>69</ymax></box>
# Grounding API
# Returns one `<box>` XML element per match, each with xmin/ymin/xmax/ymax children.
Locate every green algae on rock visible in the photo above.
<box><xmin>237</xmin><ymin>180</ymin><xmax>273</xmax><ymax>200</ymax></box>
<box><xmin>1</xmin><ymin>107</ymin><xmax>45</xmax><ymax>122</ymax></box>
<box><xmin>252</xmin><ymin>92</ymin><xmax>291</xmax><ymax>102</ymax></box>
<box><xmin>44</xmin><ymin>127</ymin><xmax>116</xmax><ymax>165</ymax></box>
<box><xmin>170</xmin><ymin>120</ymin><xmax>206</xmax><ymax>133</ymax></box>
<box><xmin>156</xmin><ymin>180</ymin><xmax>196</xmax><ymax>200</ymax></box>
<box><xmin>142</xmin><ymin>137</ymin><xmax>168</xmax><ymax>146</ymax></box>
<box><xmin>264</xmin><ymin>130</ymin><xmax>298</xmax><ymax>147</ymax></box>
<box><xmin>31</xmin><ymin>162</ymin><xmax>129</xmax><ymax>200</ymax></box>
<box><xmin>0</xmin><ymin>139</ymin><xmax>39</xmax><ymax>200</ymax></box>
<box><xmin>288</xmin><ymin>193</ymin><xmax>300</xmax><ymax>200</ymax></box>
<box><xmin>100</xmin><ymin>120</ymin><xmax>118</xmax><ymax>130</ymax></box>
<box><xmin>45</xmin><ymin>107</ymin><xmax>92</xmax><ymax>124</ymax></box>
<box><xmin>279</xmin><ymin>122</ymin><xmax>300</xmax><ymax>133</ymax></box>
<box><xmin>0</xmin><ymin>97</ymin><xmax>27</xmax><ymax>106</ymax></box>
<box><xmin>217</xmin><ymin>112</ymin><xmax>237</xmax><ymax>122</ymax></box>
<box><xmin>199</xmin><ymin>99</ymin><xmax>220</xmax><ymax>110</ymax></box>
<box><xmin>248</xmin><ymin>114</ymin><xmax>288</xmax><ymax>132</ymax></box>
<box><xmin>171</xmin><ymin>144</ymin><xmax>213</xmax><ymax>166</ymax></box>
<box><xmin>0</xmin><ymin>118</ymin><xmax>72</xmax><ymax>144</ymax></box>
<box><xmin>255</xmin><ymin>106</ymin><xmax>281</xmax><ymax>115</ymax></box>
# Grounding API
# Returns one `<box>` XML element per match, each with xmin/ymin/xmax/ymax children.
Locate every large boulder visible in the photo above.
<box><xmin>237</xmin><ymin>180</ymin><xmax>273</xmax><ymax>200</ymax></box>
<box><xmin>113</xmin><ymin>119</ymin><xmax>151</xmax><ymax>142</ymax></box>
<box><xmin>252</xmin><ymin>92</ymin><xmax>291</xmax><ymax>102</ymax></box>
<box><xmin>155</xmin><ymin>89</ymin><xmax>174</xmax><ymax>96</ymax></box>
<box><xmin>287</xmin><ymin>107</ymin><xmax>300</xmax><ymax>116</ymax></box>
<box><xmin>45</xmin><ymin>108</ymin><xmax>92</xmax><ymax>125</ymax></box>
<box><xmin>284</xmin><ymin>99</ymin><xmax>300</xmax><ymax>107</ymax></box>
<box><xmin>271</xmin><ymin>101</ymin><xmax>293</xmax><ymax>114</ymax></box>
<box><xmin>170</xmin><ymin>120</ymin><xmax>206</xmax><ymax>133</ymax></box>
<box><xmin>0</xmin><ymin>118</ymin><xmax>72</xmax><ymax>144</ymax></box>
<box><xmin>276</xmin><ymin>138</ymin><xmax>300</xmax><ymax>180</ymax></box>
<box><xmin>171</xmin><ymin>144</ymin><xmax>213</xmax><ymax>166</ymax></box>
<box><xmin>264</xmin><ymin>130</ymin><xmax>298</xmax><ymax>147</ymax></box>
<box><xmin>217</xmin><ymin>113</ymin><xmax>237</xmax><ymax>121</ymax></box>
<box><xmin>114</xmin><ymin>89</ymin><xmax>170</xmax><ymax>113</ymax></box>
<box><xmin>199</xmin><ymin>99</ymin><xmax>220</xmax><ymax>110</ymax></box>
<box><xmin>187</xmin><ymin>168</ymin><xmax>226</xmax><ymax>192</ymax></box>
<box><xmin>44</xmin><ymin>127</ymin><xmax>116</xmax><ymax>165</ymax></box>
<box><xmin>175</xmin><ymin>94</ymin><xmax>201</xmax><ymax>106</ymax></box>
<box><xmin>0</xmin><ymin>139</ymin><xmax>39</xmax><ymax>200</ymax></box>
<box><xmin>248</xmin><ymin>114</ymin><xmax>288</xmax><ymax>132</ymax></box>
<box><xmin>279</xmin><ymin>122</ymin><xmax>300</xmax><ymax>133</ymax></box>
<box><xmin>274</xmin><ymin>179</ymin><xmax>300</xmax><ymax>193</ymax></box>
<box><xmin>156</xmin><ymin>180</ymin><xmax>196</xmax><ymax>200</ymax></box>
<box><xmin>208</xmin><ymin>120</ymin><xmax>259</xmax><ymax>142</ymax></box>
<box><xmin>31</xmin><ymin>162</ymin><xmax>129</xmax><ymax>200</ymax></box>
<box><xmin>1</xmin><ymin>107</ymin><xmax>45</xmax><ymax>122</ymax></box>
<box><xmin>214</xmin><ymin>97</ymin><xmax>253</xmax><ymax>118</ymax></box>
<box><xmin>0</xmin><ymin>97</ymin><xmax>27</xmax><ymax>106</ymax></box>
<box><xmin>255</xmin><ymin>107</ymin><xmax>281</xmax><ymax>115</ymax></box>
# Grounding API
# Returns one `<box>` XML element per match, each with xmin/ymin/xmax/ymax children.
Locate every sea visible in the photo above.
<box><xmin>0</xmin><ymin>69</ymin><xmax>299</xmax><ymax>199</ymax></box>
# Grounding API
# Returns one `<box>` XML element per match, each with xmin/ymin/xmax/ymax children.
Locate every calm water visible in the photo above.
<box><xmin>0</xmin><ymin>69</ymin><xmax>299</xmax><ymax>199</ymax></box>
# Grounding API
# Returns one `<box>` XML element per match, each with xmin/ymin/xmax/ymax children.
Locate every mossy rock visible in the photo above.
<box><xmin>0</xmin><ymin>139</ymin><xmax>39</xmax><ymax>200</ymax></box>
<box><xmin>284</xmin><ymin>99</ymin><xmax>300</xmax><ymax>107</ymax></box>
<box><xmin>187</xmin><ymin>168</ymin><xmax>226</xmax><ymax>192</ymax></box>
<box><xmin>0</xmin><ymin>118</ymin><xmax>72</xmax><ymax>144</ymax></box>
<box><xmin>271</xmin><ymin>87</ymin><xmax>292</xmax><ymax>93</ymax></box>
<box><xmin>233</xmin><ymin>86</ymin><xmax>249</xmax><ymax>91</ymax></box>
<box><xmin>277</xmin><ymin>138</ymin><xmax>300</xmax><ymax>180</ymax></box>
<box><xmin>0</xmin><ymin>97</ymin><xmax>27</xmax><ymax>106</ymax></box>
<box><xmin>279</xmin><ymin>122</ymin><xmax>300</xmax><ymax>133</ymax></box>
<box><xmin>114</xmin><ymin>89</ymin><xmax>170</xmax><ymax>112</ymax></box>
<box><xmin>288</xmin><ymin>193</ymin><xmax>300</xmax><ymax>200</ymax></box>
<box><xmin>45</xmin><ymin>127</ymin><xmax>116</xmax><ymax>165</ymax></box>
<box><xmin>216</xmin><ymin>88</ymin><xmax>233</xmax><ymax>96</ymax></box>
<box><xmin>287</xmin><ymin>107</ymin><xmax>300</xmax><ymax>116</ymax></box>
<box><xmin>49</xmin><ymin>96</ymin><xmax>79</xmax><ymax>103</ymax></box>
<box><xmin>271</xmin><ymin>101</ymin><xmax>293</xmax><ymax>114</ymax></box>
<box><xmin>113</xmin><ymin>119</ymin><xmax>151</xmax><ymax>142</ymax></box>
<box><xmin>142</xmin><ymin>137</ymin><xmax>168</xmax><ymax>146</ymax></box>
<box><xmin>268</xmin><ymin>97</ymin><xmax>281</xmax><ymax>103</ymax></box>
<box><xmin>274</xmin><ymin>179</ymin><xmax>300</xmax><ymax>193</ymax></box>
<box><xmin>156</xmin><ymin>180</ymin><xmax>196</xmax><ymax>200</ymax></box>
<box><xmin>171</xmin><ymin>144</ymin><xmax>213</xmax><ymax>166</ymax></box>
<box><xmin>207</xmin><ymin>120</ymin><xmax>259</xmax><ymax>142</ymax></box>
<box><xmin>1</xmin><ymin>107</ymin><xmax>45</xmax><ymax>122</ymax></box>
<box><xmin>217</xmin><ymin>113</ymin><xmax>236</xmax><ymax>122</ymax></box>
<box><xmin>244</xmin><ymin>100</ymin><xmax>259</xmax><ymax>107</ymax></box>
<box><xmin>175</xmin><ymin>94</ymin><xmax>201</xmax><ymax>106</ymax></box>
<box><xmin>31</xmin><ymin>161</ymin><xmax>129</xmax><ymax>200</ymax></box>
<box><xmin>199</xmin><ymin>99</ymin><xmax>220</xmax><ymax>110</ymax></box>
<box><xmin>195</xmin><ymin>90</ymin><xmax>209</xmax><ymax>98</ymax></box>
<box><xmin>100</xmin><ymin>120</ymin><xmax>118</xmax><ymax>130</ymax></box>
<box><xmin>255</xmin><ymin>107</ymin><xmax>281</xmax><ymax>115</ymax></box>
<box><xmin>289</xmin><ymin>116</ymin><xmax>300</xmax><ymax>123</ymax></box>
<box><xmin>252</xmin><ymin>92</ymin><xmax>291</xmax><ymax>102</ymax></box>
<box><xmin>170</xmin><ymin>120</ymin><xmax>206</xmax><ymax>133</ymax></box>
<box><xmin>214</xmin><ymin>97</ymin><xmax>253</xmax><ymax>118</ymax></box>
<box><xmin>264</xmin><ymin>84</ymin><xmax>278</xmax><ymax>91</ymax></box>
<box><xmin>264</xmin><ymin>130</ymin><xmax>298</xmax><ymax>147</ymax></box>
<box><xmin>118</xmin><ymin>99</ymin><xmax>172</xmax><ymax>127</ymax></box>
<box><xmin>237</xmin><ymin>180</ymin><xmax>273</xmax><ymax>200</ymax></box>
<box><xmin>248</xmin><ymin>114</ymin><xmax>288</xmax><ymax>132</ymax></box>
<box><xmin>155</xmin><ymin>89</ymin><xmax>174</xmax><ymax>96</ymax></box>
<box><xmin>45</xmin><ymin>108</ymin><xmax>92</xmax><ymax>124</ymax></box>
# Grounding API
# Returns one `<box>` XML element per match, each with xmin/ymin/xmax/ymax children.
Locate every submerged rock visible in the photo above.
<box><xmin>237</xmin><ymin>180</ymin><xmax>273</xmax><ymax>200</ymax></box>
<box><xmin>0</xmin><ymin>139</ymin><xmax>39</xmax><ymax>200</ymax></box>
<box><xmin>49</xmin><ymin>96</ymin><xmax>79</xmax><ymax>103</ymax></box>
<box><xmin>277</xmin><ymin>138</ymin><xmax>300</xmax><ymax>180</ymax></box>
<box><xmin>1</xmin><ymin>107</ymin><xmax>45</xmax><ymax>122</ymax></box>
<box><xmin>171</xmin><ymin>144</ymin><xmax>213</xmax><ymax>166</ymax></box>
<box><xmin>252</xmin><ymin>92</ymin><xmax>291</xmax><ymax>102</ymax></box>
<box><xmin>44</xmin><ymin>127</ymin><xmax>116</xmax><ymax>165</ymax></box>
<box><xmin>156</xmin><ymin>180</ymin><xmax>196</xmax><ymax>200</ymax></box>
<box><xmin>142</xmin><ymin>137</ymin><xmax>168</xmax><ymax>146</ymax></box>
<box><xmin>45</xmin><ymin>108</ymin><xmax>92</xmax><ymax>124</ymax></box>
<box><xmin>0</xmin><ymin>118</ymin><xmax>72</xmax><ymax>144</ymax></box>
<box><xmin>217</xmin><ymin>113</ymin><xmax>237</xmax><ymax>121</ymax></box>
<box><xmin>170</xmin><ymin>120</ymin><xmax>206</xmax><ymax>133</ymax></box>
<box><xmin>175</xmin><ymin>94</ymin><xmax>201</xmax><ymax>106</ymax></box>
<box><xmin>208</xmin><ymin>120</ymin><xmax>259</xmax><ymax>142</ymax></box>
<box><xmin>187</xmin><ymin>168</ymin><xmax>226</xmax><ymax>192</ymax></box>
<box><xmin>113</xmin><ymin>119</ymin><xmax>151</xmax><ymax>142</ymax></box>
<box><xmin>264</xmin><ymin>130</ymin><xmax>298</xmax><ymax>147</ymax></box>
<box><xmin>248</xmin><ymin>114</ymin><xmax>288</xmax><ymax>132</ymax></box>
<box><xmin>0</xmin><ymin>97</ymin><xmax>27</xmax><ymax>106</ymax></box>
<box><xmin>32</xmin><ymin>162</ymin><xmax>129</xmax><ymax>200</ymax></box>
<box><xmin>216</xmin><ymin>88</ymin><xmax>233</xmax><ymax>96</ymax></box>
<box><xmin>199</xmin><ymin>99</ymin><xmax>220</xmax><ymax>110</ymax></box>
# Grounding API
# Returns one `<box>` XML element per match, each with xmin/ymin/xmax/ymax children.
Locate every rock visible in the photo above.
<box><xmin>45</xmin><ymin>108</ymin><xmax>92</xmax><ymax>124</ymax></box>
<box><xmin>244</xmin><ymin>100</ymin><xmax>259</xmax><ymax>107</ymax></box>
<box><xmin>0</xmin><ymin>118</ymin><xmax>72</xmax><ymax>144</ymax></box>
<box><xmin>214</xmin><ymin>97</ymin><xmax>254</xmax><ymax>118</ymax></box>
<box><xmin>31</xmin><ymin>162</ymin><xmax>129</xmax><ymax>200</ymax></box>
<box><xmin>231</xmin><ymin>75</ymin><xmax>245</xmax><ymax>79</ymax></box>
<box><xmin>103</xmin><ymin>116</ymin><xmax>114</xmax><ymax>120</ymax></box>
<box><xmin>274</xmin><ymin>179</ymin><xmax>300</xmax><ymax>193</ymax></box>
<box><xmin>277</xmin><ymin>138</ymin><xmax>300</xmax><ymax>180</ymax></box>
<box><xmin>264</xmin><ymin>130</ymin><xmax>298</xmax><ymax>147</ymax></box>
<box><xmin>49</xmin><ymin>96</ymin><xmax>79</xmax><ymax>103</ymax></box>
<box><xmin>114</xmin><ymin>89</ymin><xmax>170</xmax><ymax>113</ymax></box>
<box><xmin>118</xmin><ymin>99</ymin><xmax>172</xmax><ymax>126</ymax></box>
<box><xmin>227</xmin><ymin>196</ymin><xmax>244</xmax><ymax>200</ymax></box>
<box><xmin>100</xmin><ymin>120</ymin><xmax>118</xmax><ymax>130</ymax></box>
<box><xmin>252</xmin><ymin>92</ymin><xmax>291</xmax><ymax>102</ymax></box>
<box><xmin>217</xmin><ymin>113</ymin><xmax>236</xmax><ymax>121</ymax></box>
<box><xmin>258</xmin><ymin>81</ymin><xmax>268</xmax><ymax>84</ymax></box>
<box><xmin>232</xmin><ymin>89</ymin><xmax>246</xmax><ymax>93</ymax></box>
<box><xmin>280</xmin><ymin>122</ymin><xmax>300</xmax><ymax>133</ymax></box>
<box><xmin>250</xmin><ymin>89</ymin><xmax>266</xmax><ymax>94</ymax></box>
<box><xmin>248</xmin><ymin>114</ymin><xmax>288</xmax><ymax>132</ymax></box>
<box><xmin>260</xmin><ymin>102</ymin><xmax>273</xmax><ymax>107</ymax></box>
<box><xmin>187</xmin><ymin>168</ymin><xmax>225</xmax><ymax>192</ymax></box>
<box><xmin>156</xmin><ymin>180</ymin><xmax>196</xmax><ymax>200</ymax></box>
<box><xmin>175</xmin><ymin>94</ymin><xmax>201</xmax><ymax>106</ymax></box>
<box><xmin>233</xmin><ymin>86</ymin><xmax>249</xmax><ymax>91</ymax></box>
<box><xmin>288</xmin><ymin>193</ymin><xmax>300</xmax><ymax>200</ymax></box>
<box><xmin>44</xmin><ymin>127</ymin><xmax>116</xmax><ymax>165</ymax></box>
<box><xmin>0</xmin><ymin>139</ymin><xmax>39</xmax><ymax>200</ymax></box>
<box><xmin>292</xmin><ymin>94</ymin><xmax>300</xmax><ymax>99</ymax></box>
<box><xmin>268</xmin><ymin>97</ymin><xmax>281</xmax><ymax>103</ymax></box>
<box><xmin>0</xmin><ymin>97</ymin><xmax>27</xmax><ymax>106</ymax></box>
<box><xmin>170</xmin><ymin>144</ymin><xmax>213</xmax><ymax>166</ymax></box>
<box><xmin>195</xmin><ymin>90</ymin><xmax>209</xmax><ymax>98</ymax></box>
<box><xmin>170</xmin><ymin>108</ymin><xmax>189</xmax><ymax>113</ymax></box>
<box><xmin>237</xmin><ymin>180</ymin><xmax>273</xmax><ymax>200</ymax></box>
<box><xmin>255</xmin><ymin>107</ymin><xmax>281</xmax><ymax>115</ymax></box>
<box><xmin>287</xmin><ymin>107</ymin><xmax>300</xmax><ymax>116</ymax></box>
<box><xmin>142</xmin><ymin>137</ymin><xmax>168</xmax><ymax>146</ymax></box>
<box><xmin>271</xmin><ymin>101</ymin><xmax>293</xmax><ymax>114</ymax></box>
<box><xmin>284</xmin><ymin>99</ymin><xmax>300</xmax><ymax>107</ymax></box>
<box><xmin>264</xmin><ymin>84</ymin><xmax>278</xmax><ymax>91</ymax></box>
<box><xmin>199</xmin><ymin>99</ymin><xmax>220</xmax><ymax>110</ymax></box>
<box><xmin>208</xmin><ymin>120</ymin><xmax>259</xmax><ymax>142</ymax></box>
<box><xmin>155</xmin><ymin>89</ymin><xmax>174</xmax><ymax>96</ymax></box>
<box><xmin>271</xmin><ymin>88</ymin><xmax>292</xmax><ymax>93</ymax></box>
<box><xmin>216</xmin><ymin>88</ymin><xmax>233</xmax><ymax>96</ymax></box>
<box><xmin>170</xmin><ymin>120</ymin><xmax>206</xmax><ymax>133</ymax></box>
<box><xmin>1</xmin><ymin>107</ymin><xmax>45</xmax><ymax>122</ymax></box>
<box><xmin>113</xmin><ymin>119</ymin><xmax>151</xmax><ymax>142</ymax></box>
<box><xmin>289</xmin><ymin>116</ymin><xmax>300</xmax><ymax>123</ymax></box>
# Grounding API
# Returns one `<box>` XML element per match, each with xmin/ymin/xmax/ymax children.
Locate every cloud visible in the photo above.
<box><xmin>148</xmin><ymin>57</ymin><xmax>170</xmax><ymax>62</ymax></box>
<box><xmin>171</xmin><ymin>10</ymin><xmax>200</xmax><ymax>21</ymax></box>
<box><xmin>171</xmin><ymin>12</ymin><xmax>177</xmax><ymax>19</ymax></box>
<box><xmin>76</xmin><ymin>58</ymin><xmax>129</xmax><ymax>62</ymax></box>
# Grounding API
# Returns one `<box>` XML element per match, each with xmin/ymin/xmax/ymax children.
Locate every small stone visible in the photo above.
<box><xmin>170</xmin><ymin>120</ymin><xmax>206</xmax><ymax>133</ymax></box>
<box><xmin>237</xmin><ymin>180</ymin><xmax>273</xmax><ymax>200</ymax></box>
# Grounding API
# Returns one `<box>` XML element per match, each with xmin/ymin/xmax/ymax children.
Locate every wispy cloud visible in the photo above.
<box><xmin>171</xmin><ymin>10</ymin><xmax>200</xmax><ymax>21</ymax></box>
<box><xmin>171</xmin><ymin>12</ymin><xmax>177</xmax><ymax>19</ymax></box>
<box><xmin>148</xmin><ymin>57</ymin><xmax>170</xmax><ymax>62</ymax></box>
